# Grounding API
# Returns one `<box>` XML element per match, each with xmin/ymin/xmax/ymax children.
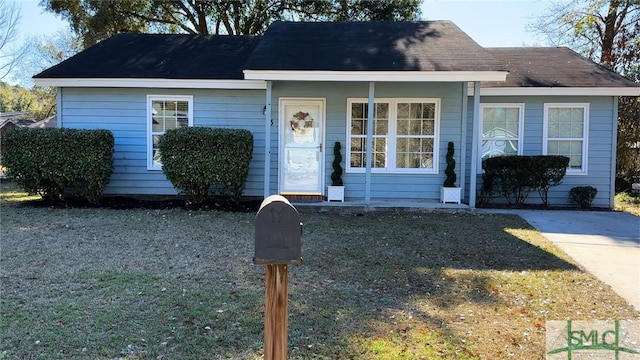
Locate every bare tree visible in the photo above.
<box><xmin>529</xmin><ymin>0</ymin><xmax>640</xmax><ymax>187</ymax></box>
<box><xmin>0</xmin><ymin>0</ymin><xmax>30</xmax><ymax>81</ymax></box>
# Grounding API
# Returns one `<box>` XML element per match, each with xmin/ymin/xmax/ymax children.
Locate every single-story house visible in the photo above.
<box><xmin>33</xmin><ymin>21</ymin><xmax>640</xmax><ymax>208</ymax></box>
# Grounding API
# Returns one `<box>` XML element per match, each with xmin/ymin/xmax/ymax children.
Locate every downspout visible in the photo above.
<box><xmin>459</xmin><ymin>82</ymin><xmax>468</xmax><ymax>202</ymax></box>
<box><xmin>263</xmin><ymin>81</ymin><xmax>272</xmax><ymax>199</ymax></box>
<box><xmin>469</xmin><ymin>81</ymin><xmax>481</xmax><ymax>208</ymax></box>
<box><xmin>610</xmin><ymin>96</ymin><xmax>618</xmax><ymax>209</ymax></box>
<box><xmin>365</xmin><ymin>82</ymin><xmax>375</xmax><ymax>205</ymax></box>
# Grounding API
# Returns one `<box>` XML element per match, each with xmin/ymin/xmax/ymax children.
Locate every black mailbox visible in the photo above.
<box><xmin>254</xmin><ymin>195</ymin><xmax>302</xmax><ymax>265</ymax></box>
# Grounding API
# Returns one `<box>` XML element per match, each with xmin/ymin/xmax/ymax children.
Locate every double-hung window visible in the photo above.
<box><xmin>543</xmin><ymin>103</ymin><xmax>589</xmax><ymax>174</ymax></box>
<box><xmin>147</xmin><ymin>95</ymin><xmax>193</xmax><ymax>170</ymax></box>
<box><xmin>479</xmin><ymin>103</ymin><xmax>524</xmax><ymax>168</ymax></box>
<box><xmin>347</xmin><ymin>98</ymin><xmax>440</xmax><ymax>173</ymax></box>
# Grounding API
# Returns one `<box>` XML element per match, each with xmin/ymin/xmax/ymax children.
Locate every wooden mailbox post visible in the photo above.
<box><xmin>254</xmin><ymin>195</ymin><xmax>302</xmax><ymax>360</ymax></box>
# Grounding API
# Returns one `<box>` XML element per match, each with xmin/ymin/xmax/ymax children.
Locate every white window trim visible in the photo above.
<box><xmin>146</xmin><ymin>95</ymin><xmax>194</xmax><ymax>170</ymax></box>
<box><xmin>478</xmin><ymin>103</ymin><xmax>525</xmax><ymax>170</ymax></box>
<box><xmin>346</xmin><ymin>98</ymin><xmax>441</xmax><ymax>174</ymax></box>
<box><xmin>543</xmin><ymin>103</ymin><xmax>589</xmax><ymax>175</ymax></box>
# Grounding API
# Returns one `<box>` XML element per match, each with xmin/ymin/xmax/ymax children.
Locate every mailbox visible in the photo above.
<box><xmin>254</xmin><ymin>195</ymin><xmax>302</xmax><ymax>265</ymax></box>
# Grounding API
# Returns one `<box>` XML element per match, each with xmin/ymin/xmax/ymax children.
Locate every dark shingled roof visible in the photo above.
<box><xmin>244</xmin><ymin>21</ymin><xmax>506</xmax><ymax>72</ymax></box>
<box><xmin>32</xmin><ymin>23</ymin><xmax>639</xmax><ymax>91</ymax></box>
<box><xmin>33</xmin><ymin>33</ymin><xmax>262</xmax><ymax>80</ymax></box>
<box><xmin>484</xmin><ymin>47</ymin><xmax>638</xmax><ymax>88</ymax></box>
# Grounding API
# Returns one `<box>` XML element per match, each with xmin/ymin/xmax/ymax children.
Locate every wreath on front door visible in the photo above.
<box><xmin>290</xmin><ymin>111</ymin><xmax>313</xmax><ymax>135</ymax></box>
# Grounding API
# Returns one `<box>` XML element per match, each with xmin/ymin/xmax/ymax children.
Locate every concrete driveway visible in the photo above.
<box><xmin>480</xmin><ymin>209</ymin><xmax>640</xmax><ymax>312</ymax></box>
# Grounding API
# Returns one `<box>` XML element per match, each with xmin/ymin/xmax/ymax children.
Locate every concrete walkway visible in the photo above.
<box><xmin>480</xmin><ymin>209</ymin><xmax>640</xmax><ymax>312</ymax></box>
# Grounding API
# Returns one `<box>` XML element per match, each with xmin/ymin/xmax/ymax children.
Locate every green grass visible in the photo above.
<box><xmin>1</xmin><ymin>182</ymin><xmax>638</xmax><ymax>359</ymax></box>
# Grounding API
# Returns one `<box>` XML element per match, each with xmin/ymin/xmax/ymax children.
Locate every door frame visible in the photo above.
<box><xmin>278</xmin><ymin>97</ymin><xmax>326</xmax><ymax>195</ymax></box>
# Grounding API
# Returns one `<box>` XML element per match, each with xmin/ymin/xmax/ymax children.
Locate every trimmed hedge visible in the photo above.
<box><xmin>158</xmin><ymin>127</ymin><xmax>253</xmax><ymax>203</ymax></box>
<box><xmin>1</xmin><ymin>127</ymin><xmax>114</xmax><ymax>203</ymax></box>
<box><xmin>481</xmin><ymin>155</ymin><xmax>569</xmax><ymax>206</ymax></box>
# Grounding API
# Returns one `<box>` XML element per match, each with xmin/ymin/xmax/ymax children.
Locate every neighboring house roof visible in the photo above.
<box><xmin>0</xmin><ymin>112</ymin><xmax>27</xmax><ymax>122</ymax></box>
<box><xmin>485</xmin><ymin>47</ymin><xmax>638</xmax><ymax>88</ymax></box>
<box><xmin>244</xmin><ymin>21</ymin><xmax>504</xmax><ymax>72</ymax></box>
<box><xmin>33</xmin><ymin>33</ymin><xmax>262</xmax><ymax>80</ymax></box>
<box><xmin>28</xmin><ymin>116</ymin><xmax>57</xmax><ymax>128</ymax></box>
<box><xmin>0</xmin><ymin>119</ymin><xmax>18</xmax><ymax>131</ymax></box>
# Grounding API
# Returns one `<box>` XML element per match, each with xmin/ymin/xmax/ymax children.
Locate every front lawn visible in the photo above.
<box><xmin>1</xmin><ymin>182</ymin><xmax>637</xmax><ymax>359</ymax></box>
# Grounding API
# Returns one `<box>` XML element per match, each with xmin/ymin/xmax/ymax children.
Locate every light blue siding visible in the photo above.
<box><xmin>59</xmin><ymin>88</ymin><xmax>266</xmax><ymax>196</ymax></box>
<box><xmin>59</xmin><ymin>85</ymin><xmax>617</xmax><ymax>207</ymax></box>
<box><xmin>270</xmin><ymin>81</ymin><xmax>466</xmax><ymax>200</ymax></box>
<box><xmin>464</xmin><ymin>96</ymin><xmax>616</xmax><ymax>208</ymax></box>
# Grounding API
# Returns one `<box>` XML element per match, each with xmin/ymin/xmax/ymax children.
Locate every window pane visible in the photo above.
<box><xmin>483</xmin><ymin>106</ymin><xmax>519</xmax><ymax>139</ymax></box>
<box><xmin>350</xmin><ymin>137</ymin><xmax>364</xmax><ymax>152</ymax></box>
<box><xmin>397</xmin><ymin>119</ymin><xmax>409</xmax><ymax>135</ymax></box>
<box><xmin>373</xmin><ymin>138</ymin><xmax>386</xmax><ymax>168</ymax></box>
<box><xmin>375</xmin><ymin>119</ymin><xmax>388</xmax><ymax>135</ymax></box>
<box><xmin>422</xmin><ymin>120</ymin><xmax>434</xmax><ymax>135</ymax></box>
<box><xmin>421</xmin><ymin>153</ymin><xmax>433</xmax><ymax>169</ymax></box>
<box><xmin>374</xmin><ymin>153</ymin><xmax>386</xmax><ymax>168</ymax></box>
<box><xmin>351</xmin><ymin>119</ymin><xmax>364</xmax><ymax>135</ymax></box>
<box><xmin>375</xmin><ymin>103</ymin><xmax>388</xmax><ymax>119</ymax></box>
<box><xmin>422</xmin><ymin>103</ymin><xmax>435</xmax><ymax>119</ymax></box>
<box><xmin>397</xmin><ymin>138</ymin><xmax>407</xmax><ymax>151</ymax></box>
<box><xmin>397</xmin><ymin>103</ymin><xmax>409</xmax><ymax>119</ymax></box>
<box><xmin>152</xmin><ymin>135</ymin><xmax>162</xmax><ymax>166</ymax></box>
<box><xmin>548</xmin><ymin>108</ymin><xmax>560</xmax><ymax>137</ymax></box>
<box><xmin>396</xmin><ymin>153</ymin><xmax>407</xmax><ymax>168</ymax></box>
<box><xmin>548</xmin><ymin>140</ymin><xmax>583</xmax><ymax>170</ymax></box>
<box><xmin>152</xmin><ymin>116</ymin><xmax>163</xmax><ymax>132</ymax></box>
<box><xmin>352</xmin><ymin>103</ymin><xmax>364</xmax><ymax>119</ymax></box>
<box><xmin>481</xmin><ymin>140</ymin><xmax>517</xmax><ymax>160</ymax></box>
<box><xmin>350</xmin><ymin>153</ymin><xmax>363</xmax><ymax>168</ymax></box>
<box><xmin>482</xmin><ymin>108</ymin><xmax>495</xmax><ymax>132</ymax></box>
<box><xmin>422</xmin><ymin>138</ymin><xmax>434</xmax><ymax>152</ymax></box>
<box><xmin>409</xmin><ymin>103</ymin><xmax>421</xmax><ymax>119</ymax></box>
<box><xmin>408</xmin><ymin>138</ymin><xmax>420</xmax><ymax>152</ymax></box>
<box><xmin>569</xmin><ymin>154</ymin><xmax>582</xmax><ymax>169</ymax></box>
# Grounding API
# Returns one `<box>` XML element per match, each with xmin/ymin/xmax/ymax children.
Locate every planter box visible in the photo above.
<box><xmin>440</xmin><ymin>187</ymin><xmax>461</xmax><ymax>204</ymax></box>
<box><xmin>327</xmin><ymin>186</ymin><xmax>345</xmax><ymax>202</ymax></box>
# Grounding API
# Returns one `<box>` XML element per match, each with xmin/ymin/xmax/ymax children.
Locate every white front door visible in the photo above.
<box><xmin>279</xmin><ymin>99</ymin><xmax>325</xmax><ymax>194</ymax></box>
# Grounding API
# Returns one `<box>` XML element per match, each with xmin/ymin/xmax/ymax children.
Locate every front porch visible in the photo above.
<box><xmin>290</xmin><ymin>198</ymin><xmax>470</xmax><ymax>213</ymax></box>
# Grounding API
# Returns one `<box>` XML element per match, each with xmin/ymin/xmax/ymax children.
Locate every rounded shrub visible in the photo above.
<box><xmin>568</xmin><ymin>186</ymin><xmax>598</xmax><ymax>208</ymax></box>
<box><xmin>158</xmin><ymin>127</ymin><xmax>253</xmax><ymax>203</ymax></box>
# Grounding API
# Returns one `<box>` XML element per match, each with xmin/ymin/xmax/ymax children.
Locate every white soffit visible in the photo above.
<box><xmin>243</xmin><ymin>70</ymin><xmax>509</xmax><ymax>82</ymax></box>
<box><xmin>32</xmin><ymin>78</ymin><xmax>268</xmax><ymax>90</ymax></box>
<box><xmin>469</xmin><ymin>86</ymin><xmax>640</xmax><ymax>97</ymax></box>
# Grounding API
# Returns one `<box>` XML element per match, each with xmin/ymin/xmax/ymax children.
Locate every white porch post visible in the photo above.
<box><xmin>365</xmin><ymin>82</ymin><xmax>375</xmax><ymax>205</ymax></box>
<box><xmin>610</xmin><ymin>96</ymin><xmax>619</xmax><ymax>209</ymax></box>
<box><xmin>469</xmin><ymin>81</ymin><xmax>481</xmax><ymax>208</ymax></box>
<box><xmin>263</xmin><ymin>81</ymin><xmax>272</xmax><ymax>199</ymax></box>
<box><xmin>459</xmin><ymin>82</ymin><xmax>468</xmax><ymax>201</ymax></box>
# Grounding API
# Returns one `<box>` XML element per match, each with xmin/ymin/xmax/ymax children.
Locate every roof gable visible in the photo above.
<box><xmin>244</xmin><ymin>21</ymin><xmax>506</xmax><ymax>72</ymax></box>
